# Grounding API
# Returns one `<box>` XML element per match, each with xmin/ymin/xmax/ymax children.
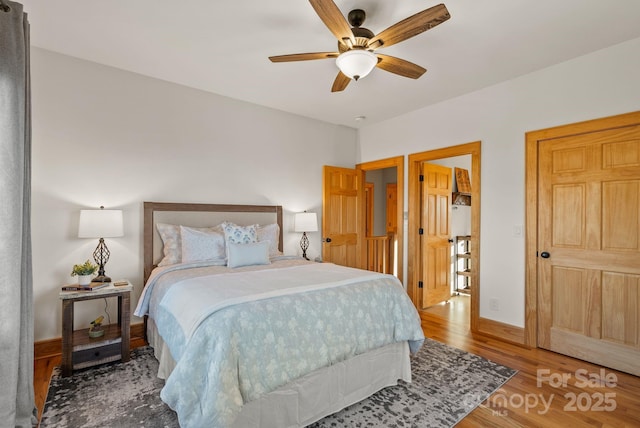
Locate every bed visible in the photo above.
<box><xmin>134</xmin><ymin>202</ymin><xmax>425</xmax><ymax>428</ymax></box>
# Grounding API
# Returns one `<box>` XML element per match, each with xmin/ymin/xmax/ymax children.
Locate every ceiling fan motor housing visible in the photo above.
<box><xmin>339</xmin><ymin>9</ymin><xmax>375</xmax><ymax>52</ymax></box>
<box><xmin>348</xmin><ymin>9</ymin><xmax>366</xmax><ymax>27</ymax></box>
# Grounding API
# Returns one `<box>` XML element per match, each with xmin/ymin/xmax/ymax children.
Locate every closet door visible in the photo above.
<box><xmin>537</xmin><ymin>123</ymin><xmax>640</xmax><ymax>376</ymax></box>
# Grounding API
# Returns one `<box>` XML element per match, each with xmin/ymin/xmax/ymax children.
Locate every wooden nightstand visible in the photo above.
<box><xmin>59</xmin><ymin>282</ymin><xmax>132</xmax><ymax>377</ymax></box>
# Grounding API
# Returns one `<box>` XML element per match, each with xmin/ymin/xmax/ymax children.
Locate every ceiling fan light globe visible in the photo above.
<box><xmin>336</xmin><ymin>49</ymin><xmax>377</xmax><ymax>81</ymax></box>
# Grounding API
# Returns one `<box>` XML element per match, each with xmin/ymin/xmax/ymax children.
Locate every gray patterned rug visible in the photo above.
<box><xmin>41</xmin><ymin>339</ymin><xmax>516</xmax><ymax>427</ymax></box>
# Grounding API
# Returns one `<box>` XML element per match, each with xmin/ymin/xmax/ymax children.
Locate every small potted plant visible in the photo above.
<box><xmin>71</xmin><ymin>260</ymin><xmax>98</xmax><ymax>285</ymax></box>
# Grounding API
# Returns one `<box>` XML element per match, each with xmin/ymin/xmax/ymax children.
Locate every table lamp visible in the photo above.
<box><xmin>78</xmin><ymin>206</ymin><xmax>124</xmax><ymax>282</ymax></box>
<box><xmin>294</xmin><ymin>211</ymin><xmax>318</xmax><ymax>260</ymax></box>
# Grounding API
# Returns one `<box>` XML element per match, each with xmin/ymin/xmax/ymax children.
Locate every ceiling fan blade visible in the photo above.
<box><xmin>309</xmin><ymin>0</ymin><xmax>355</xmax><ymax>46</ymax></box>
<box><xmin>269</xmin><ymin>52</ymin><xmax>339</xmax><ymax>62</ymax></box>
<box><xmin>376</xmin><ymin>54</ymin><xmax>426</xmax><ymax>79</ymax></box>
<box><xmin>331</xmin><ymin>71</ymin><xmax>351</xmax><ymax>92</ymax></box>
<box><xmin>367</xmin><ymin>3</ymin><xmax>450</xmax><ymax>50</ymax></box>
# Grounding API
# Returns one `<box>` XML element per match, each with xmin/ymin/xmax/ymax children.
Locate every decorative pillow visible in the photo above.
<box><xmin>180</xmin><ymin>225</ymin><xmax>226</xmax><ymax>263</ymax></box>
<box><xmin>257</xmin><ymin>223</ymin><xmax>282</xmax><ymax>257</ymax></box>
<box><xmin>221</xmin><ymin>222</ymin><xmax>258</xmax><ymax>245</ymax></box>
<box><xmin>227</xmin><ymin>241</ymin><xmax>271</xmax><ymax>268</ymax></box>
<box><xmin>157</xmin><ymin>223</ymin><xmax>223</xmax><ymax>266</ymax></box>
<box><xmin>156</xmin><ymin>223</ymin><xmax>181</xmax><ymax>266</ymax></box>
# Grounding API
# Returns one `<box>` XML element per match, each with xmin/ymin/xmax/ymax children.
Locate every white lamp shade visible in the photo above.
<box><xmin>294</xmin><ymin>212</ymin><xmax>318</xmax><ymax>232</ymax></box>
<box><xmin>78</xmin><ymin>209</ymin><xmax>124</xmax><ymax>238</ymax></box>
<box><xmin>336</xmin><ymin>49</ymin><xmax>377</xmax><ymax>80</ymax></box>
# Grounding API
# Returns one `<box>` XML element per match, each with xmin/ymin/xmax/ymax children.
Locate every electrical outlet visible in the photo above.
<box><xmin>490</xmin><ymin>298</ymin><xmax>499</xmax><ymax>311</ymax></box>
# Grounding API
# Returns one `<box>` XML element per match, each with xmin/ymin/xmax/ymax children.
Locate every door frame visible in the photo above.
<box><xmin>524</xmin><ymin>110</ymin><xmax>640</xmax><ymax>348</ymax></box>
<box><xmin>364</xmin><ymin>182</ymin><xmax>374</xmax><ymax>237</ymax></box>
<box><xmin>357</xmin><ymin>156</ymin><xmax>404</xmax><ymax>283</ymax></box>
<box><xmin>408</xmin><ymin>142</ymin><xmax>481</xmax><ymax>332</ymax></box>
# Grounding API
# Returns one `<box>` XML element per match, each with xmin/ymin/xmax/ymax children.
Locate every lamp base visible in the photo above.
<box><xmin>300</xmin><ymin>232</ymin><xmax>310</xmax><ymax>261</ymax></box>
<box><xmin>92</xmin><ymin>240</ymin><xmax>112</xmax><ymax>283</ymax></box>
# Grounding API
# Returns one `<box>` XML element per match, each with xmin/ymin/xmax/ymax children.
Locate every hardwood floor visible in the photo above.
<box><xmin>422</xmin><ymin>295</ymin><xmax>640</xmax><ymax>427</ymax></box>
<box><xmin>34</xmin><ymin>302</ymin><xmax>640</xmax><ymax>427</ymax></box>
<box><xmin>33</xmin><ymin>353</ymin><xmax>60</xmax><ymax>422</ymax></box>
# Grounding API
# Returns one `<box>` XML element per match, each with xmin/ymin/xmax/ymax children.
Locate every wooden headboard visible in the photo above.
<box><xmin>143</xmin><ymin>202</ymin><xmax>283</xmax><ymax>283</ymax></box>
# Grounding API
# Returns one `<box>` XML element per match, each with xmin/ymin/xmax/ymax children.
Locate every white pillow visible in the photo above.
<box><xmin>257</xmin><ymin>223</ymin><xmax>282</xmax><ymax>257</ymax></box>
<box><xmin>156</xmin><ymin>223</ymin><xmax>223</xmax><ymax>266</ymax></box>
<box><xmin>180</xmin><ymin>225</ymin><xmax>226</xmax><ymax>263</ymax></box>
<box><xmin>156</xmin><ymin>223</ymin><xmax>181</xmax><ymax>266</ymax></box>
<box><xmin>227</xmin><ymin>241</ymin><xmax>271</xmax><ymax>268</ymax></box>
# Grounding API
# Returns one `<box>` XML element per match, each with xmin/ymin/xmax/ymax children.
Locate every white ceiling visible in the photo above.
<box><xmin>20</xmin><ymin>0</ymin><xmax>640</xmax><ymax>128</ymax></box>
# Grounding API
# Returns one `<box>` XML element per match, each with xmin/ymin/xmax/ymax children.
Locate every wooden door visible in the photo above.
<box><xmin>386</xmin><ymin>183</ymin><xmax>397</xmax><ymax>234</ymax></box>
<box><xmin>322</xmin><ymin>166</ymin><xmax>364</xmax><ymax>268</ymax></box>
<box><xmin>421</xmin><ymin>163</ymin><xmax>452</xmax><ymax>308</ymax></box>
<box><xmin>538</xmin><ymin>124</ymin><xmax>640</xmax><ymax>376</ymax></box>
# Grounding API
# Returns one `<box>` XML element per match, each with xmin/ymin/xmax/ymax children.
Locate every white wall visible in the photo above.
<box><xmin>358</xmin><ymin>37</ymin><xmax>640</xmax><ymax>328</ymax></box>
<box><xmin>31</xmin><ymin>48</ymin><xmax>357</xmax><ymax>341</ymax></box>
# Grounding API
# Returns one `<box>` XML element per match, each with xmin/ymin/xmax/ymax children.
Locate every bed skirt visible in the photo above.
<box><xmin>147</xmin><ymin>318</ymin><xmax>412</xmax><ymax>427</ymax></box>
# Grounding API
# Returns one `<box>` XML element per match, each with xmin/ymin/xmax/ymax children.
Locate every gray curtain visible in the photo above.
<box><xmin>0</xmin><ymin>1</ymin><xmax>37</xmax><ymax>427</ymax></box>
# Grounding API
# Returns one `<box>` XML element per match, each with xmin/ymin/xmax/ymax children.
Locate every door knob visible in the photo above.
<box><xmin>540</xmin><ymin>251</ymin><xmax>550</xmax><ymax>258</ymax></box>
<box><xmin>324</xmin><ymin>238</ymin><xmax>332</xmax><ymax>243</ymax></box>
<box><xmin>448</xmin><ymin>239</ymin><xmax>454</xmax><ymax>243</ymax></box>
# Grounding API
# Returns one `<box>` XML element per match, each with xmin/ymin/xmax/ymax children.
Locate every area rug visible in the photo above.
<box><xmin>41</xmin><ymin>339</ymin><xmax>516</xmax><ymax>427</ymax></box>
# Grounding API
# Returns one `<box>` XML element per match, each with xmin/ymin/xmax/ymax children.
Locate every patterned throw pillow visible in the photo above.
<box><xmin>221</xmin><ymin>222</ymin><xmax>258</xmax><ymax>245</ymax></box>
<box><xmin>257</xmin><ymin>223</ymin><xmax>282</xmax><ymax>257</ymax></box>
<box><xmin>180</xmin><ymin>225</ymin><xmax>226</xmax><ymax>263</ymax></box>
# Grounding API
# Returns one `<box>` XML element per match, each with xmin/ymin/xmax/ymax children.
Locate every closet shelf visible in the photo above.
<box><xmin>455</xmin><ymin>236</ymin><xmax>472</xmax><ymax>294</ymax></box>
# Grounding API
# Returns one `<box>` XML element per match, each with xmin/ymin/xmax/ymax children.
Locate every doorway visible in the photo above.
<box><xmin>408</xmin><ymin>142</ymin><xmax>481</xmax><ymax>331</ymax></box>
<box><xmin>358</xmin><ymin>156</ymin><xmax>404</xmax><ymax>282</ymax></box>
<box><xmin>363</xmin><ymin>167</ymin><xmax>397</xmax><ymax>276</ymax></box>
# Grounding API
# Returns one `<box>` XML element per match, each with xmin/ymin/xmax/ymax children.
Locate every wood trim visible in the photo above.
<box><xmin>34</xmin><ymin>337</ymin><xmax>61</xmax><ymax>361</ymax></box>
<box><xmin>143</xmin><ymin>202</ymin><xmax>283</xmax><ymax>283</ymax></box>
<box><xmin>408</xmin><ymin>142</ymin><xmax>481</xmax><ymax>332</ymax></box>
<box><xmin>364</xmin><ymin>182</ymin><xmax>374</xmax><ymax>237</ymax></box>
<box><xmin>469</xmin><ymin>149</ymin><xmax>481</xmax><ymax>333</ymax></box>
<box><xmin>34</xmin><ymin>322</ymin><xmax>146</xmax><ymax>360</ymax></box>
<box><xmin>524</xmin><ymin>128</ymin><xmax>539</xmax><ymax>347</ymax></box>
<box><xmin>357</xmin><ymin>156</ymin><xmax>404</xmax><ymax>284</ymax></box>
<box><xmin>477</xmin><ymin>317</ymin><xmax>527</xmax><ymax>347</ymax></box>
<box><xmin>525</xmin><ymin>110</ymin><xmax>640</xmax><ymax>141</ymax></box>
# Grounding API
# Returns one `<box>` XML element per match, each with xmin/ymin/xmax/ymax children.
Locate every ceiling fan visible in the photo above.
<box><xmin>269</xmin><ymin>0</ymin><xmax>451</xmax><ymax>92</ymax></box>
